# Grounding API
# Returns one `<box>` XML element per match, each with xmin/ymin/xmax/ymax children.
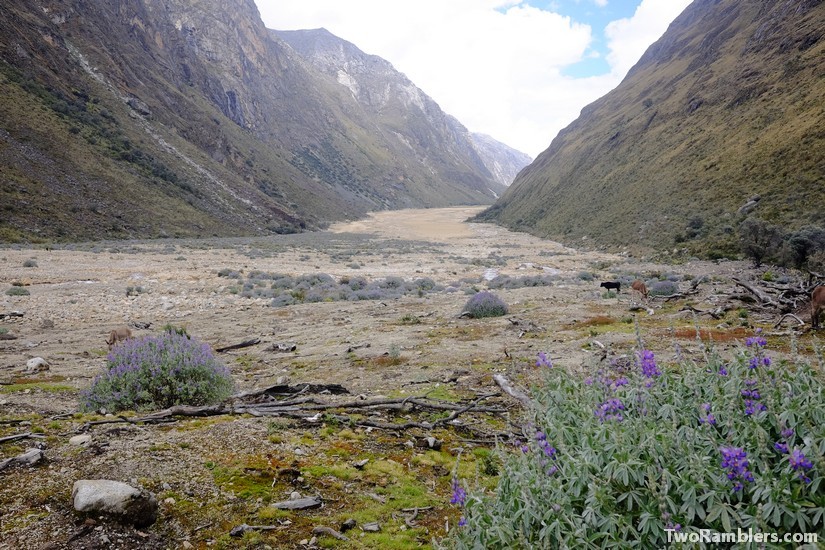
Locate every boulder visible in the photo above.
<box><xmin>25</xmin><ymin>357</ymin><xmax>49</xmax><ymax>373</ymax></box>
<box><xmin>72</xmin><ymin>479</ymin><xmax>158</xmax><ymax>527</ymax></box>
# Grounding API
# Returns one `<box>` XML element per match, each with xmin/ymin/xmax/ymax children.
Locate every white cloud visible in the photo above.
<box><xmin>604</xmin><ymin>0</ymin><xmax>693</xmax><ymax>79</ymax></box>
<box><xmin>254</xmin><ymin>0</ymin><xmax>691</xmax><ymax>157</ymax></box>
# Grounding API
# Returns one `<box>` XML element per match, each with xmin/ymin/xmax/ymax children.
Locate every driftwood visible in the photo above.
<box><xmin>0</xmin><ymin>448</ymin><xmax>44</xmax><ymax>472</ymax></box>
<box><xmin>233</xmin><ymin>383</ymin><xmax>350</xmax><ymax>400</ymax></box>
<box><xmin>774</xmin><ymin>313</ymin><xmax>806</xmax><ymax>328</ymax></box>
<box><xmin>732</xmin><ymin>277</ymin><xmax>777</xmax><ymax>307</ymax></box>
<box><xmin>0</xmin><ymin>432</ymin><xmax>33</xmax><ymax>444</ymax></box>
<box><xmin>0</xmin><ymin>311</ymin><xmax>24</xmax><ymax>319</ymax></box>
<box><xmin>493</xmin><ymin>374</ymin><xmax>532</xmax><ymax>407</ymax></box>
<box><xmin>215</xmin><ymin>338</ymin><xmax>261</xmax><ymax>353</ymax></box>
<box><xmin>77</xmin><ymin>392</ymin><xmax>506</xmax><ymax>434</ymax></box>
<box><xmin>312</xmin><ymin>525</ymin><xmax>349</xmax><ymax>541</ymax></box>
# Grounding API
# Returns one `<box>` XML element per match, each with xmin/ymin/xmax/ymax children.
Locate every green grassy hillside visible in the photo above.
<box><xmin>478</xmin><ymin>0</ymin><xmax>824</xmax><ymax>258</ymax></box>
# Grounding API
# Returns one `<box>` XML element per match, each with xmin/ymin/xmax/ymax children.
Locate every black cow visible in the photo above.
<box><xmin>600</xmin><ymin>281</ymin><xmax>621</xmax><ymax>293</ymax></box>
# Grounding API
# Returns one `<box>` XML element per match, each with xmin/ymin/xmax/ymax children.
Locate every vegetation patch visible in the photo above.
<box><xmin>80</xmin><ymin>330</ymin><xmax>234</xmax><ymax>412</ymax></box>
<box><xmin>446</xmin><ymin>336</ymin><xmax>825</xmax><ymax>547</ymax></box>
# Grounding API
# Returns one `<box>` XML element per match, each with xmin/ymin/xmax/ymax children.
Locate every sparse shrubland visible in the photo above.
<box><xmin>739</xmin><ymin>219</ymin><xmax>825</xmax><ymax>271</ymax></box>
<box><xmin>445</xmin><ymin>335</ymin><xmax>825</xmax><ymax>548</ymax></box>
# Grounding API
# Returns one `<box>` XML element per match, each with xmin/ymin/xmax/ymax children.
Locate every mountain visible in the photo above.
<box><xmin>476</xmin><ymin>0</ymin><xmax>825</xmax><ymax>257</ymax></box>
<box><xmin>273</xmin><ymin>28</ymin><xmax>528</xmax><ymax>191</ymax></box>
<box><xmin>469</xmin><ymin>133</ymin><xmax>533</xmax><ymax>188</ymax></box>
<box><xmin>0</xmin><ymin>0</ymin><xmax>506</xmax><ymax>243</ymax></box>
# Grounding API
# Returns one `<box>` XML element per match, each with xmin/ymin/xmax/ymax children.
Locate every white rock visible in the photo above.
<box><xmin>25</xmin><ymin>357</ymin><xmax>50</xmax><ymax>373</ymax></box>
<box><xmin>72</xmin><ymin>479</ymin><xmax>158</xmax><ymax>527</ymax></box>
<box><xmin>69</xmin><ymin>434</ymin><xmax>92</xmax><ymax>446</ymax></box>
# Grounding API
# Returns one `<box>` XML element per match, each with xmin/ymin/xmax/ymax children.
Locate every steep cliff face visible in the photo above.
<box><xmin>274</xmin><ymin>28</ymin><xmax>516</xmax><ymax>194</ymax></box>
<box><xmin>0</xmin><ymin>0</ymin><xmax>503</xmax><ymax>242</ymax></box>
<box><xmin>478</xmin><ymin>0</ymin><xmax>824</xmax><ymax>256</ymax></box>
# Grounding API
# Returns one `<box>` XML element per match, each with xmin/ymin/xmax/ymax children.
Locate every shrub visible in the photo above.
<box><xmin>23</xmin><ymin>259</ymin><xmax>37</xmax><ymax>268</ymax></box>
<box><xmin>80</xmin><ymin>331</ymin><xmax>233</xmax><ymax>412</ymax></box>
<box><xmin>648</xmin><ymin>280</ymin><xmax>679</xmax><ymax>296</ymax></box>
<box><xmin>445</xmin><ymin>336</ymin><xmax>825</xmax><ymax>548</ymax></box>
<box><xmin>5</xmin><ymin>287</ymin><xmax>29</xmax><ymax>296</ymax></box>
<box><xmin>462</xmin><ymin>291</ymin><xmax>508</xmax><ymax>318</ymax></box>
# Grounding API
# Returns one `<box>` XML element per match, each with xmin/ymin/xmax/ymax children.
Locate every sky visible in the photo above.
<box><xmin>254</xmin><ymin>0</ymin><xmax>693</xmax><ymax>158</ymax></box>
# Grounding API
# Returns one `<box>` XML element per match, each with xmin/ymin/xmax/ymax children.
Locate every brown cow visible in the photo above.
<box><xmin>106</xmin><ymin>327</ymin><xmax>132</xmax><ymax>349</ymax></box>
<box><xmin>631</xmin><ymin>279</ymin><xmax>648</xmax><ymax>299</ymax></box>
<box><xmin>812</xmin><ymin>286</ymin><xmax>825</xmax><ymax>329</ymax></box>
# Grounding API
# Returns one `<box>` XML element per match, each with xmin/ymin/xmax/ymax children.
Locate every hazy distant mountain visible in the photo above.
<box><xmin>477</xmin><ymin>0</ymin><xmax>824</xmax><ymax>257</ymax></box>
<box><xmin>274</xmin><ymin>28</ymin><xmax>529</xmax><ymax>189</ymax></box>
<box><xmin>0</xmin><ymin>0</ymin><xmax>505</xmax><ymax>242</ymax></box>
<box><xmin>469</xmin><ymin>133</ymin><xmax>533</xmax><ymax>188</ymax></box>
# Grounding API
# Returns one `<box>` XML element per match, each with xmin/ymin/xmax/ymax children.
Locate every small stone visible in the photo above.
<box><xmin>162</xmin><ymin>482</ymin><xmax>172</xmax><ymax>491</ymax></box>
<box><xmin>362</xmin><ymin>522</ymin><xmax>381</xmax><ymax>532</ymax></box>
<box><xmin>163</xmin><ymin>497</ymin><xmax>175</xmax><ymax>505</ymax></box>
<box><xmin>69</xmin><ymin>435</ymin><xmax>92</xmax><ymax>447</ymax></box>
<box><xmin>341</xmin><ymin>518</ymin><xmax>356</xmax><ymax>532</ymax></box>
<box><xmin>289</xmin><ymin>491</ymin><xmax>302</xmax><ymax>500</ymax></box>
<box><xmin>182</xmin><ymin>542</ymin><xmax>194</xmax><ymax>549</ymax></box>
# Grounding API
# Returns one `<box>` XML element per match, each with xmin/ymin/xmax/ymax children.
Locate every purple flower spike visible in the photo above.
<box><xmin>450</xmin><ymin>477</ymin><xmax>466</xmax><ymax>506</ymax></box>
<box><xmin>536</xmin><ymin>351</ymin><xmax>552</xmax><ymax>368</ymax></box>
<box><xmin>720</xmin><ymin>446</ymin><xmax>754</xmax><ymax>492</ymax></box>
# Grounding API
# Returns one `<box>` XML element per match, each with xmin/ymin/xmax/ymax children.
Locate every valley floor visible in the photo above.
<box><xmin>0</xmin><ymin>207</ymin><xmax>818</xmax><ymax>549</ymax></box>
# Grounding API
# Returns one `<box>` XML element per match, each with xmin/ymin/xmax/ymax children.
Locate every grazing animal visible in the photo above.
<box><xmin>599</xmin><ymin>281</ymin><xmax>621</xmax><ymax>293</ymax></box>
<box><xmin>812</xmin><ymin>286</ymin><xmax>825</xmax><ymax>329</ymax></box>
<box><xmin>631</xmin><ymin>279</ymin><xmax>648</xmax><ymax>299</ymax></box>
<box><xmin>106</xmin><ymin>327</ymin><xmax>132</xmax><ymax>349</ymax></box>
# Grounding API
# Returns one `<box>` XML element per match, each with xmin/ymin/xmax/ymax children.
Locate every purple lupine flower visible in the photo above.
<box><xmin>536</xmin><ymin>352</ymin><xmax>552</xmax><ymax>368</ymax></box>
<box><xmin>719</xmin><ymin>366</ymin><xmax>728</xmax><ymax>376</ymax></box>
<box><xmin>720</xmin><ymin>446</ymin><xmax>755</xmax><ymax>492</ymax></box>
<box><xmin>781</xmin><ymin>428</ymin><xmax>794</xmax><ymax>439</ymax></box>
<box><xmin>745</xmin><ymin>336</ymin><xmax>767</xmax><ymax>348</ymax></box>
<box><xmin>774</xmin><ymin>442</ymin><xmax>789</xmax><ymax>454</ymax></box>
<box><xmin>458</xmin><ymin>517</ymin><xmax>467</xmax><ymax>527</ymax></box>
<box><xmin>699</xmin><ymin>403</ymin><xmax>716</xmax><ymax>425</ymax></box>
<box><xmin>595</xmin><ymin>397</ymin><xmax>625</xmax><ymax>422</ymax></box>
<box><xmin>612</xmin><ymin>377</ymin><xmax>629</xmax><ymax>388</ymax></box>
<box><xmin>638</xmin><ymin>350</ymin><xmax>661</xmax><ymax>379</ymax></box>
<box><xmin>450</xmin><ymin>477</ymin><xmax>466</xmax><ymax>506</ymax></box>
<box><xmin>789</xmin><ymin>448</ymin><xmax>813</xmax><ymax>483</ymax></box>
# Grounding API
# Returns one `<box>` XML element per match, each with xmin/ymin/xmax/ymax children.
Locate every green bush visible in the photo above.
<box><xmin>6</xmin><ymin>287</ymin><xmax>30</xmax><ymax>296</ymax></box>
<box><xmin>462</xmin><ymin>291</ymin><xmax>508</xmax><ymax>318</ymax></box>
<box><xmin>80</xmin><ymin>331</ymin><xmax>233</xmax><ymax>412</ymax></box>
<box><xmin>446</xmin><ymin>336</ymin><xmax>825</xmax><ymax>547</ymax></box>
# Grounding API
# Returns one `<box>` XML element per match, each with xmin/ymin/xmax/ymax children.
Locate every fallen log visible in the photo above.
<box><xmin>0</xmin><ymin>432</ymin><xmax>33</xmax><ymax>444</ymax></box>
<box><xmin>493</xmin><ymin>374</ymin><xmax>533</xmax><ymax>407</ymax></box>
<box><xmin>0</xmin><ymin>311</ymin><xmax>24</xmax><ymax>319</ymax></box>
<box><xmin>0</xmin><ymin>448</ymin><xmax>44</xmax><ymax>472</ymax></box>
<box><xmin>215</xmin><ymin>338</ymin><xmax>260</xmax><ymax>353</ymax></box>
<box><xmin>731</xmin><ymin>277</ymin><xmax>777</xmax><ymax>307</ymax></box>
<box><xmin>774</xmin><ymin>313</ymin><xmax>806</xmax><ymax>328</ymax></box>
<box><xmin>312</xmin><ymin>525</ymin><xmax>349</xmax><ymax>541</ymax></box>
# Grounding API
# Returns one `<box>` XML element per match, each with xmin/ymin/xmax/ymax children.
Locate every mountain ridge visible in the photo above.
<box><xmin>0</xmin><ymin>0</ymin><xmax>522</xmax><ymax>242</ymax></box>
<box><xmin>476</xmin><ymin>0</ymin><xmax>824</xmax><ymax>257</ymax></box>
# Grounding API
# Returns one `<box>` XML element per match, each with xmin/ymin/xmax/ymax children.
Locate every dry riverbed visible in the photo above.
<box><xmin>0</xmin><ymin>207</ymin><xmax>817</xmax><ymax>549</ymax></box>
